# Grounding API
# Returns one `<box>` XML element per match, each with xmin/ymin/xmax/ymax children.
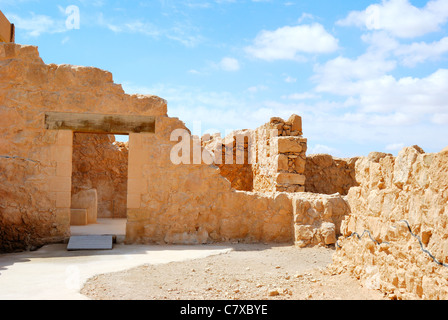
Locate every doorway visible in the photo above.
<box><xmin>69</xmin><ymin>133</ymin><xmax>129</xmax><ymax>239</ymax></box>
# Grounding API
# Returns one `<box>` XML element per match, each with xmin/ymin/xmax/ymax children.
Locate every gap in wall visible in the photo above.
<box><xmin>70</xmin><ymin>132</ymin><xmax>129</xmax><ymax>236</ymax></box>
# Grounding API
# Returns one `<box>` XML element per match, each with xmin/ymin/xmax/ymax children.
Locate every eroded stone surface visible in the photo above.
<box><xmin>305</xmin><ymin>154</ymin><xmax>359</xmax><ymax>196</ymax></box>
<box><xmin>330</xmin><ymin>146</ymin><xmax>448</xmax><ymax>300</ymax></box>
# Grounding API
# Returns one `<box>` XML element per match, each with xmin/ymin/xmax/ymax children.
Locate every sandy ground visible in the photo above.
<box><xmin>81</xmin><ymin>244</ymin><xmax>387</xmax><ymax>300</ymax></box>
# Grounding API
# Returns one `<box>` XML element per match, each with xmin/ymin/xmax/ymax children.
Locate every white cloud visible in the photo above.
<box><xmin>356</xmin><ymin>30</ymin><xmax>448</xmax><ymax>67</ymax></box>
<box><xmin>7</xmin><ymin>12</ymin><xmax>66</xmax><ymax>37</ymax></box>
<box><xmin>394</xmin><ymin>37</ymin><xmax>448</xmax><ymax>67</ymax></box>
<box><xmin>98</xmin><ymin>13</ymin><xmax>203</xmax><ymax>47</ymax></box>
<box><xmin>284</xmin><ymin>76</ymin><xmax>297</xmax><ymax>83</ymax></box>
<box><xmin>385</xmin><ymin>143</ymin><xmax>405</xmax><ymax>151</ymax></box>
<box><xmin>218</xmin><ymin>57</ymin><xmax>240</xmax><ymax>72</ymax></box>
<box><xmin>282</xmin><ymin>92</ymin><xmax>318</xmax><ymax>100</ymax></box>
<box><xmin>245</xmin><ymin>23</ymin><xmax>338</xmax><ymax>61</ymax></box>
<box><xmin>308</xmin><ymin>144</ymin><xmax>340</xmax><ymax>156</ymax></box>
<box><xmin>297</xmin><ymin>13</ymin><xmax>314</xmax><ymax>23</ymax></box>
<box><xmin>431</xmin><ymin>113</ymin><xmax>448</xmax><ymax>124</ymax></box>
<box><xmin>313</xmin><ymin>53</ymin><xmax>396</xmax><ymax>95</ymax></box>
<box><xmin>337</xmin><ymin>0</ymin><xmax>448</xmax><ymax>38</ymax></box>
<box><xmin>357</xmin><ymin>69</ymin><xmax>448</xmax><ymax>114</ymax></box>
<box><xmin>247</xmin><ymin>85</ymin><xmax>268</xmax><ymax>93</ymax></box>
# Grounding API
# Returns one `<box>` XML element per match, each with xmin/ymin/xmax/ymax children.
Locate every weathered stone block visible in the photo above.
<box><xmin>126</xmin><ymin>192</ymin><xmax>140</xmax><ymax>209</ymax></box>
<box><xmin>277</xmin><ymin>137</ymin><xmax>304</xmax><ymax>154</ymax></box>
<box><xmin>276</xmin><ymin>173</ymin><xmax>306</xmax><ymax>185</ymax></box>
<box><xmin>56</xmin><ymin>161</ymin><xmax>72</xmax><ymax>177</ymax></box>
<box><xmin>71</xmin><ymin>189</ymin><xmax>98</xmax><ymax>224</ymax></box>
<box><xmin>56</xmin><ymin>191</ymin><xmax>71</xmax><ymax>208</ymax></box>
<box><xmin>277</xmin><ymin>154</ymin><xmax>289</xmax><ymax>171</ymax></box>
<box><xmin>49</xmin><ymin>176</ymin><xmax>72</xmax><ymax>192</ymax></box>
<box><xmin>288</xmin><ymin>114</ymin><xmax>302</xmax><ymax>134</ymax></box>
<box><xmin>70</xmin><ymin>209</ymin><xmax>88</xmax><ymax>226</ymax></box>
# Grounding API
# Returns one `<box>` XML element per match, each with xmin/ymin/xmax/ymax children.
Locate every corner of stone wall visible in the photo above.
<box><xmin>253</xmin><ymin>115</ymin><xmax>307</xmax><ymax>193</ymax></box>
<box><xmin>292</xmin><ymin>192</ymin><xmax>351</xmax><ymax>248</ymax></box>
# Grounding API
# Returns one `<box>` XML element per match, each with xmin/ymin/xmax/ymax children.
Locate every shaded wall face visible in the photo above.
<box><xmin>201</xmin><ymin>132</ymin><xmax>253</xmax><ymax>192</ymax></box>
<box><xmin>0</xmin><ymin>130</ymin><xmax>73</xmax><ymax>252</ymax></box>
<box><xmin>304</xmin><ymin>154</ymin><xmax>359</xmax><ymax>196</ymax></box>
<box><xmin>71</xmin><ymin>133</ymin><xmax>128</xmax><ymax>219</ymax></box>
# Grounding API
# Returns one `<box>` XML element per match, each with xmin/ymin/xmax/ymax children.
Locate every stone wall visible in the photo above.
<box><xmin>0</xmin><ymin>43</ymin><xmax>166</xmax><ymax>252</ymax></box>
<box><xmin>305</xmin><ymin>154</ymin><xmax>359</xmax><ymax>195</ymax></box>
<box><xmin>72</xmin><ymin>133</ymin><xmax>128</xmax><ymax>219</ymax></box>
<box><xmin>252</xmin><ymin>115</ymin><xmax>307</xmax><ymax>193</ymax></box>
<box><xmin>202</xmin><ymin>130</ymin><xmax>253</xmax><ymax>192</ymax></box>
<box><xmin>202</xmin><ymin>115</ymin><xmax>307</xmax><ymax>194</ymax></box>
<box><xmin>293</xmin><ymin>193</ymin><xmax>351</xmax><ymax>248</ymax></box>
<box><xmin>0</xmin><ymin>42</ymin><xmax>351</xmax><ymax>252</ymax></box>
<box><xmin>124</xmin><ymin>118</ymin><xmax>296</xmax><ymax>245</ymax></box>
<box><xmin>330</xmin><ymin>146</ymin><xmax>448</xmax><ymax>300</ymax></box>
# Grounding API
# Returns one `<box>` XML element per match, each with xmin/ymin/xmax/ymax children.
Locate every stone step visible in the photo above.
<box><xmin>67</xmin><ymin>235</ymin><xmax>113</xmax><ymax>251</ymax></box>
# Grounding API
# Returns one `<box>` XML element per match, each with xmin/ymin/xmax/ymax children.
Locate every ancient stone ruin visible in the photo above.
<box><xmin>1</xmin><ymin>42</ymin><xmax>447</xmax><ymax>300</ymax></box>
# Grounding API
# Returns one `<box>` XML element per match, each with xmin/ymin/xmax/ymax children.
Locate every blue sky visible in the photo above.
<box><xmin>3</xmin><ymin>0</ymin><xmax>448</xmax><ymax>157</ymax></box>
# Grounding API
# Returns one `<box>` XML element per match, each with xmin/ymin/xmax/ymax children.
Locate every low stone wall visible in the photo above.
<box><xmin>305</xmin><ymin>154</ymin><xmax>359</xmax><ymax>195</ymax></box>
<box><xmin>293</xmin><ymin>193</ymin><xmax>351</xmax><ymax>248</ymax></box>
<box><xmin>330</xmin><ymin>146</ymin><xmax>448</xmax><ymax>300</ymax></box>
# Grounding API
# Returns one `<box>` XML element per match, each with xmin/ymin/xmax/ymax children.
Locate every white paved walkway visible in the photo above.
<box><xmin>0</xmin><ymin>244</ymin><xmax>232</xmax><ymax>300</ymax></box>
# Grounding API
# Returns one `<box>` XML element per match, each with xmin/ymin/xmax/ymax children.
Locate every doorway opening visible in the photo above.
<box><xmin>69</xmin><ymin>133</ymin><xmax>129</xmax><ymax>240</ymax></box>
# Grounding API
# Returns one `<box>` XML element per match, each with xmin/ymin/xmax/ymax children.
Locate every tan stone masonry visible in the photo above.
<box><xmin>0</xmin><ymin>43</ymin><xmax>348</xmax><ymax>251</ymax></box>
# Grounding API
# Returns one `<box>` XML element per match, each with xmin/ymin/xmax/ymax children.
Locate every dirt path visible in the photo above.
<box><xmin>81</xmin><ymin>244</ymin><xmax>386</xmax><ymax>300</ymax></box>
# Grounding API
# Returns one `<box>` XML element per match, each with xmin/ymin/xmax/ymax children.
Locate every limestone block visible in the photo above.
<box><xmin>277</xmin><ymin>137</ymin><xmax>303</xmax><ymax>154</ymax></box>
<box><xmin>288</xmin><ymin>114</ymin><xmax>302</xmax><ymax>134</ymax></box>
<box><xmin>276</xmin><ymin>173</ymin><xmax>306</xmax><ymax>185</ymax></box>
<box><xmin>127</xmin><ymin>193</ymin><xmax>141</xmax><ymax>209</ymax></box>
<box><xmin>393</xmin><ymin>146</ymin><xmax>422</xmax><ymax>188</ymax></box>
<box><xmin>320</xmin><ymin>222</ymin><xmax>336</xmax><ymax>245</ymax></box>
<box><xmin>56</xmin><ymin>161</ymin><xmax>72</xmax><ymax>177</ymax></box>
<box><xmin>71</xmin><ymin>189</ymin><xmax>98</xmax><ymax>224</ymax></box>
<box><xmin>56</xmin><ymin>191</ymin><xmax>71</xmax><ymax>208</ymax></box>
<box><xmin>70</xmin><ymin>209</ymin><xmax>88</xmax><ymax>226</ymax></box>
<box><xmin>277</xmin><ymin>154</ymin><xmax>289</xmax><ymax>171</ymax></box>
<box><xmin>294</xmin><ymin>157</ymin><xmax>306</xmax><ymax>174</ymax></box>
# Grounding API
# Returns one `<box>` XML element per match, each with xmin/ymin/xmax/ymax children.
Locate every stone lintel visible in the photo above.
<box><xmin>45</xmin><ymin>112</ymin><xmax>155</xmax><ymax>134</ymax></box>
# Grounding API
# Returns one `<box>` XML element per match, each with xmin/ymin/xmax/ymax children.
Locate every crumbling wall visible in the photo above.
<box><xmin>125</xmin><ymin>119</ymin><xmax>296</xmax><ymax>245</ymax></box>
<box><xmin>330</xmin><ymin>146</ymin><xmax>448</xmax><ymax>300</ymax></box>
<box><xmin>202</xmin><ymin>115</ymin><xmax>307</xmax><ymax>194</ymax></box>
<box><xmin>202</xmin><ymin>130</ymin><xmax>253</xmax><ymax>192</ymax></box>
<box><xmin>72</xmin><ymin>133</ymin><xmax>128</xmax><ymax>219</ymax></box>
<box><xmin>305</xmin><ymin>154</ymin><xmax>359</xmax><ymax>195</ymax></box>
<box><xmin>252</xmin><ymin>115</ymin><xmax>307</xmax><ymax>193</ymax></box>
